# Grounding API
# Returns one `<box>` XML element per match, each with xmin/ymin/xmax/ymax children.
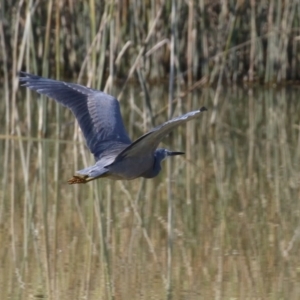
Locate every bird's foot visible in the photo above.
<box><xmin>67</xmin><ymin>175</ymin><xmax>88</xmax><ymax>184</ymax></box>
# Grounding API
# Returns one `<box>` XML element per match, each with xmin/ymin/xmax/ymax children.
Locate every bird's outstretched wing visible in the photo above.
<box><xmin>114</xmin><ymin>107</ymin><xmax>207</xmax><ymax>161</ymax></box>
<box><xmin>19</xmin><ymin>72</ymin><xmax>131</xmax><ymax>158</ymax></box>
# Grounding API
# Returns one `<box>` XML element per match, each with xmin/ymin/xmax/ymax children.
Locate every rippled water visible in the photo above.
<box><xmin>0</xmin><ymin>85</ymin><xmax>300</xmax><ymax>299</ymax></box>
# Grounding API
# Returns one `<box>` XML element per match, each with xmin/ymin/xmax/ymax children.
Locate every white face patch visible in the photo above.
<box><xmin>161</xmin><ymin>149</ymin><xmax>169</xmax><ymax>161</ymax></box>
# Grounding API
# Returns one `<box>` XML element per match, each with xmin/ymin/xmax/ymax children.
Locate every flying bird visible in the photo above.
<box><xmin>19</xmin><ymin>72</ymin><xmax>207</xmax><ymax>184</ymax></box>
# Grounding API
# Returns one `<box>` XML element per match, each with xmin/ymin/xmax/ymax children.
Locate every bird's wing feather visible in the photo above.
<box><xmin>19</xmin><ymin>72</ymin><xmax>131</xmax><ymax>158</ymax></box>
<box><xmin>114</xmin><ymin>107</ymin><xmax>207</xmax><ymax>162</ymax></box>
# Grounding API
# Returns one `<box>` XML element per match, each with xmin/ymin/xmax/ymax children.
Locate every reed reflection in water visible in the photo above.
<box><xmin>0</xmin><ymin>86</ymin><xmax>300</xmax><ymax>299</ymax></box>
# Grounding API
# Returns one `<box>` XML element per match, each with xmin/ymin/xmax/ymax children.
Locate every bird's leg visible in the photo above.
<box><xmin>68</xmin><ymin>164</ymin><xmax>110</xmax><ymax>184</ymax></box>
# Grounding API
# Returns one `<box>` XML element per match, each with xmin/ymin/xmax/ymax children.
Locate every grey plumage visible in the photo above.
<box><xmin>19</xmin><ymin>72</ymin><xmax>207</xmax><ymax>184</ymax></box>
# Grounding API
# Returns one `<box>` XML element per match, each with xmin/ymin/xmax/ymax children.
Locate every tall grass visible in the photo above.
<box><xmin>1</xmin><ymin>0</ymin><xmax>299</xmax><ymax>137</ymax></box>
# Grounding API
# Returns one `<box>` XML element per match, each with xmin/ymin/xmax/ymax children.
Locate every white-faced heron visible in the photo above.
<box><xmin>19</xmin><ymin>72</ymin><xmax>207</xmax><ymax>184</ymax></box>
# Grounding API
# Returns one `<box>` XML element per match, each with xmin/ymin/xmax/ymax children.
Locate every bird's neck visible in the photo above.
<box><xmin>141</xmin><ymin>151</ymin><xmax>162</xmax><ymax>179</ymax></box>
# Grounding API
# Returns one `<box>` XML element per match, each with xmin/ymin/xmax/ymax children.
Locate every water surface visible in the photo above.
<box><xmin>0</xmin><ymin>85</ymin><xmax>300</xmax><ymax>299</ymax></box>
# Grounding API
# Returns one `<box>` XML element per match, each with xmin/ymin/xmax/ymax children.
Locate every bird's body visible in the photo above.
<box><xmin>76</xmin><ymin>146</ymin><xmax>155</xmax><ymax>181</ymax></box>
<box><xmin>19</xmin><ymin>72</ymin><xmax>207</xmax><ymax>184</ymax></box>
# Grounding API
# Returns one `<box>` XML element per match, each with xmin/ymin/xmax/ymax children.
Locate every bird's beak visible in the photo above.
<box><xmin>168</xmin><ymin>151</ymin><xmax>185</xmax><ymax>156</ymax></box>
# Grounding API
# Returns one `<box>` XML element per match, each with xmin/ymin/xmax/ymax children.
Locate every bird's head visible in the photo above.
<box><xmin>141</xmin><ymin>148</ymin><xmax>184</xmax><ymax>179</ymax></box>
